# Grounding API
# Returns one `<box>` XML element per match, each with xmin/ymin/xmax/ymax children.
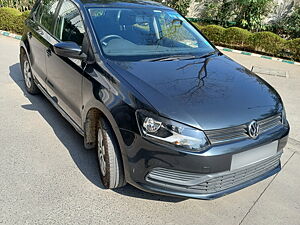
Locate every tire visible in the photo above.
<box><xmin>97</xmin><ymin>118</ymin><xmax>126</xmax><ymax>189</ymax></box>
<box><xmin>20</xmin><ymin>51</ymin><xmax>40</xmax><ymax>95</ymax></box>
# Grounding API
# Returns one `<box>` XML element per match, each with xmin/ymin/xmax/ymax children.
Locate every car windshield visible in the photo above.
<box><xmin>88</xmin><ymin>7</ymin><xmax>215</xmax><ymax>61</ymax></box>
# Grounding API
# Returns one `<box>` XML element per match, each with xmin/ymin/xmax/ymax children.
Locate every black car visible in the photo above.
<box><xmin>20</xmin><ymin>0</ymin><xmax>289</xmax><ymax>199</ymax></box>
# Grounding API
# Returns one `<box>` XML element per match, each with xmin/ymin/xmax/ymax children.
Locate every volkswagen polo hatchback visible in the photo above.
<box><xmin>20</xmin><ymin>0</ymin><xmax>289</xmax><ymax>199</ymax></box>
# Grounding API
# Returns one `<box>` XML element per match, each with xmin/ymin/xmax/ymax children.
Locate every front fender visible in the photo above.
<box><xmin>81</xmin><ymin>74</ymin><xmax>134</xmax><ymax>181</ymax></box>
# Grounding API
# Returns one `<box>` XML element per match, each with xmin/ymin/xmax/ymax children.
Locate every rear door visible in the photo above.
<box><xmin>45</xmin><ymin>0</ymin><xmax>86</xmax><ymax>126</ymax></box>
<box><xmin>26</xmin><ymin>0</ymin><xmax>60</xmax><ymax>89</ymax></box>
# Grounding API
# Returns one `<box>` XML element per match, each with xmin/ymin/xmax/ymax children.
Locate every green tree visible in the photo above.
<box><xmin>217</xmin><ymin>0</ymin><xmax>236</xmax><ymax>26</ymax></box>
<box><xmin>234</xmin><ymin>0</ymin><xmax>273</xmax><ymax>31</ymax></box>
<box><xmin>284</xmin><ymin>6</ymin><xmax>300</xmax><ymax>38</ymax></box>
<box><xmin>154</xmin><ymin>0</ymin><xmax>191</xmax><ymax>16</ymax></box>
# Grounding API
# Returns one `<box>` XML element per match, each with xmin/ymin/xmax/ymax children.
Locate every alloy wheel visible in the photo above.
<box><xmin>23</xmin><ymin>60</ymin><xmax>32</xmax><ymax>89</ymax></box>
<box><xmin>97</xmin><ymin>130</ymin><xmax>107</xmax><ymax>176</ymax></box>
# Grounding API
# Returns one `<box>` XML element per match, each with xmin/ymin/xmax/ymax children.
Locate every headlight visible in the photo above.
<box><xmin>136</xmin><ymin>110</ymin><xmax>210</xmax><ymax>152</ymax></box>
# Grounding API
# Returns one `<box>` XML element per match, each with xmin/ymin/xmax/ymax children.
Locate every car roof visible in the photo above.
<box><xmin>79</xmin><ymin>0</ymin><xmax>171</xmax><ymax>9</ymax></box>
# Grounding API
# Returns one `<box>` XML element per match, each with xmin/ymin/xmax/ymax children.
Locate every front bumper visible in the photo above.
<box><xmin>142</xmin><ymin>152</ymin><xmax>281</xmax><ymax>200</ymax></box>
<box><xmin>140</xmin><ymin>165</ymin><xmax>281</xmax><ymax>200</ymax></box>
<box><xmin>122</xmin><ymin>125</ymin><xmax>289</xmax><ymax>200</ymax></box>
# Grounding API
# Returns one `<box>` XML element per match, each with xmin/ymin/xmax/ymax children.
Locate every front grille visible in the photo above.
<box><xmin>205</xmin><ymin>113</ymin><xmax>282</xmax><ymax>145</ymax></box>
<box><xmin>190</xmin><ymin>153</ymin><xmax>281</xmax><ymax>193</ymax></box>
<box><xmin>146</xmin><ymin>153</ymin><xmax>281</xmax><ymax>194</ymax></box>
<box><xmin>259</xmin><ymin>114</ymin><xmax>282</xmax><ymax>133</ymax></box>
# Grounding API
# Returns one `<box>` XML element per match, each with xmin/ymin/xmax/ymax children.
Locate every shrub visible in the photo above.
<box><xmin>0</xmin><ymin>7</ymin><xmax>21</xmax><ymax>32</ymax></box>
<box><xmin>200</xmin><ymin>25</ymin><xmax>226</xmax><ymax>45</ymax></box>
<box><xmin>248</xmin><ymin>32</ymin><xmax>286</xmax><ymax>56</ymax></box>
<box><xmin>21</xmin><ymin>11</ymin><xmax>31</xmax><ymax>18</ymax></box>
<box><xmin>192</xmin><ymin>22</ymin><xmax>204</xmax><ymax>31</ymax></box>
<box><xmin>0</xmin><ymin>8</ymin><xmax>29</xmax><ymax>34</ymax></box>
<box><xmin>14</xmin><ymin>11</ymin><xmax>30</xmax><ymax>34</ymax></box>
<box><xmin>285</xmin><ymin>38</ymin><xmax>300</xmax><ymax>61</ymax></box>
<box><xmin>223</xmin><ymin>27</ymin><xmax>252</xmax><ymax>46</ymax></box>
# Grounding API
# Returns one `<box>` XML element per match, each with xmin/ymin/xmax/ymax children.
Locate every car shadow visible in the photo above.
<box><xmin>9</xmin><ymin>63</ymin><xmax>184</xmax><ymax>203</ymax></box>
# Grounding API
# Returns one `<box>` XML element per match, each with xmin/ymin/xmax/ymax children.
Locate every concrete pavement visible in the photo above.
<box><xmin>0</xmin><ymin>35</ymin><xmax>299</xmax><ymax>225</ymax></box>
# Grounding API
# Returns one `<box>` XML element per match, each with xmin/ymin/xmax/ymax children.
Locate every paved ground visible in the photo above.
<box><xmin>0</xmin><ymin>35</ymin><xmax>299</xmax><ymax>225</ymax></box>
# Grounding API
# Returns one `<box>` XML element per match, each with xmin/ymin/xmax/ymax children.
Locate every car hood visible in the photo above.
<box><xmin>107</xmin><ymin>55</ymin><xmax>282</xmax><ymax>130</ymax></box>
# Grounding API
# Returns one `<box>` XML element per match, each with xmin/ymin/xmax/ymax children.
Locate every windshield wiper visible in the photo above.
<box><xmin>143</xmin><ymin>50</ymin><xmax>219</xmax><ymax>62</ymax></box>
<box><xmin>196</xmin><ymin>50</ymin><xmax>219</xmax><ymax>59</ymax></box>
<box><xmin>144</xmin><ymin>55</ymin><xmax>198</xmax><ymax>62</ymax></box>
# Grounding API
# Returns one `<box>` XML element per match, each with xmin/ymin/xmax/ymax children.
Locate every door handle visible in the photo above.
<box><xmin>28</xmin><ymin>32</ymin><xmax>32</xmax><ymax>39</ymax></box>
<box><xmin>46</xmin><ymin>48</ymin><xmax>52</xmax><ymax>57</ymax></box>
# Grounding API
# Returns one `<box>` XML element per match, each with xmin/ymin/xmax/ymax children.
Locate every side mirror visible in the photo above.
<box><xmin>53</xmin><ymin>42</ymin><xmax>87</xmax><ymax>60</ymax></box>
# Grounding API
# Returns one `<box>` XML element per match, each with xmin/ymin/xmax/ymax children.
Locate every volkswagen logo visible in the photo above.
<box><xmin>248</xmin><ymin>121</ymin><xmax>260</xmax><ymax>139</ymax></box>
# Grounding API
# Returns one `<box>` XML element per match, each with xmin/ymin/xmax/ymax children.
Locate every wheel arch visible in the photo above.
<box><xmin>19</xmin><ymin>39</ymin><xmax>31</xmax><ymax>60</ymax></box>
<box><xmin>83</xmin><ymin>102</ymin><xmax>130</xmax><ymax>180</ymax></box>
<box><xmin>19</xmin><ymin>45</ymin><xmax>27</xmax><ymax>62</ymax></box>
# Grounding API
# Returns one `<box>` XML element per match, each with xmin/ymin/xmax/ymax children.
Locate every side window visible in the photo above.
<box><xmin>37</xmin><ymin>0</ymin><xmax>60</xmax><ymax>32</ymax></box>
<box><xmin>54</xmin><ymin>0</ymin><xmax>85</xmax><ymax>46</ymax></box>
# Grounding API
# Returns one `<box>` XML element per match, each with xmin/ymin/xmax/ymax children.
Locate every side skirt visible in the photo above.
<box><xmin>36</xmin><ymin>83</ymin><xmax>85</xmax><ymax>137</ymax></box>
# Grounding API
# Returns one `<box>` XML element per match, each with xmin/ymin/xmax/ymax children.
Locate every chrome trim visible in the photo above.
<box><xmin>205</xmin><ymin>113</ymin><xmax>282</xmax><ymax>144</ymax></box>
<box><xmin>248</xmin><ymin>120</ymin><xmax>260</xmax><ymax>139</ymax></box>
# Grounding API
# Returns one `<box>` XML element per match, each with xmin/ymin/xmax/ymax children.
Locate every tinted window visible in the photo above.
<box><xmin>54</xmin><ymin>0</ymin><xmax>85</xmax><ymax>46</ymax></box>
<box><xmin>37</xmin><ymin>0</ymin><xmax>60</xmax><ymax>32</ymax></box>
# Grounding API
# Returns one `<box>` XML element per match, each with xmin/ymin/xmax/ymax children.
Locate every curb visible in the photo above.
<box><xmin>0</xmin><ymin>30</ymin><xmax>299</xmax><ymax>66</ymax></box>
<box><xmin>217</xmin><ymin>46</ymin><xmax>300</xmax><ymax>66</ymax></box>
<box><xmin>0</xmin><ymin>30</ymin><xmax>22</xmax><ymax>40</ymax></box>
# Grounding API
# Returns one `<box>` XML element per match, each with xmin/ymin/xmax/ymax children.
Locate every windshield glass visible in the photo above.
<box><xmin>88</xmin><ymin>7</ymin><xmax>215</xmax><ymax>61</ymax></box>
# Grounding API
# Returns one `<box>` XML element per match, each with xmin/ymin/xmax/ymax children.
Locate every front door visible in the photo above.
<box><xmin>45</xmin><ymin>0</ymin><xmax>86</xmax><ymax>126</ymax></box>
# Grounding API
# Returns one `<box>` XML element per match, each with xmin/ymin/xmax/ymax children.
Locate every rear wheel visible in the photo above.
<box><xmin>20</xmin><ymin>51</ymin><xmax>39</xmax><ymax>95</ymax></box>
<box><xmin>97</xmin><ymin>118</ymin><xmax>126</xmax><ymax>189</ymax></box>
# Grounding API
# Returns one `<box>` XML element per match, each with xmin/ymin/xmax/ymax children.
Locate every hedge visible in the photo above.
<box><xmin>199</xmin><ymin>25</ymin><xmax>225</xmax><ymax>45</ymax></box>
<box><xmin>0</xmin><ymin>7</ymin><xmax>30</xmax><ymax>34</ymax></box>
<box><xmin>285</xmin><ymin>39</ymin><xmax>300</xmax><ymax>61</ymax></box>
<box><xmin>193</xmin><ymin>22</ymin><xmax>300</xmax><ymax>62</ymax></box>
<box><xmin>192</xmin><ymin>22</ymin><xmax>204</xmax><ymax>31</ymax></box>
<box><xmin>223</xmin><ymin>27</ymin><xmax>252</xmax><ymax>47</ymax></box>
<box><xmin>248</xmin><ymin>32</ymin><xmax>286</xmax><ymax>56</ymax></box>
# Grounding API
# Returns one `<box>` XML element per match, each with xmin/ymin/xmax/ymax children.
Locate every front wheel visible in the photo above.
<box><xmin>97</xmin><ymin>118</ymin><xmax>126</xmax><ymax>189</ymax></box>
<box><xmin>20</xmin><ymin>52</ymin><xmax>40</xmax><ymax>95</ymax></box>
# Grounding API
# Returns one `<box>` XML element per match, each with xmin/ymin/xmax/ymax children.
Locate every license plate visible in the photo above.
<box><xmin>231</xmin><ymin>141</ymin><xmax>278</xmax><ymax>171</ymax></box>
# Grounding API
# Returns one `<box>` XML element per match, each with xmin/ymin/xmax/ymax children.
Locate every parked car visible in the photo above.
<box><xmin>20</xmin><ymin>0</ymin><xmax>289</xmax><ymax>199</ymax></box>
